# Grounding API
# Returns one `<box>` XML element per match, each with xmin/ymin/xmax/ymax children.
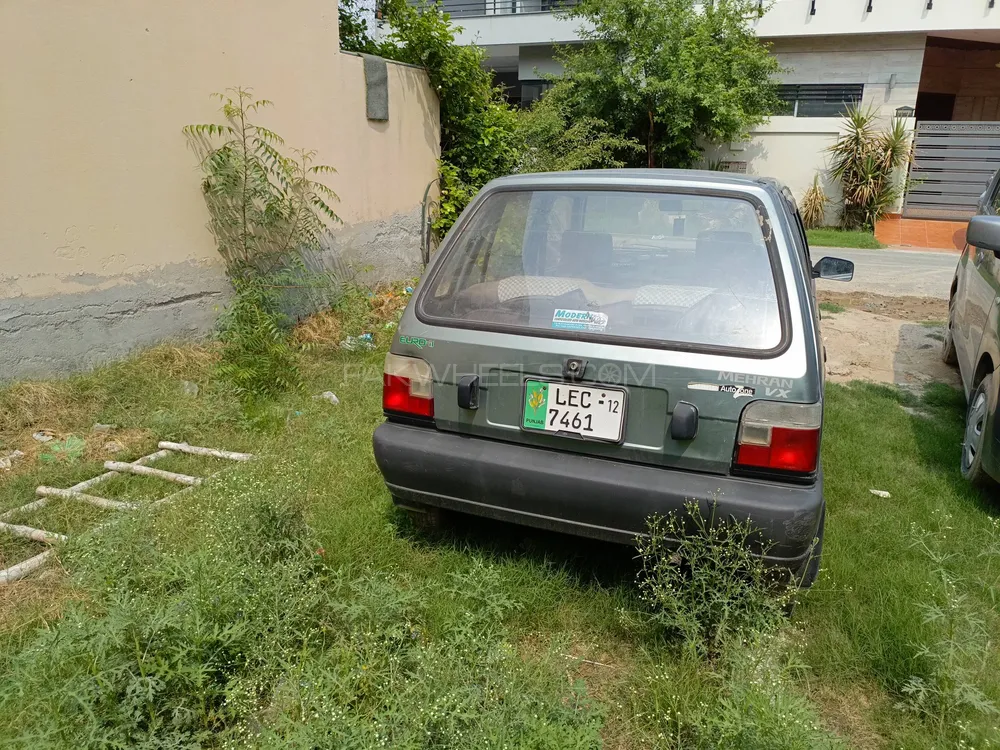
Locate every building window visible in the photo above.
<box><xmin>776</xmin><ymin>84</ymin><xmax>864</xmax><ymax>117</ymax></box>
<box><xmin>519</xmin><ymin>80</ymin><xmax>554</xmax><ymax>107</ymax></box>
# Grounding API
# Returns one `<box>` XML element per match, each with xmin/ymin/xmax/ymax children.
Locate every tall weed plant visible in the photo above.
<box><xmin>627</xmin><ymin>504</ymin><xmax>838</xmax><ymax>748</ymax></box>
<box><xmin>899</xmin><ymin>513</ymin><xmax>999</xmax><ymax>747</ymax></box>
<box><xmin>635</xmin><ymin>502</ymin><xmax>791</xmax><ymax>658</ymax></box>
<box><xmin>185</xmin><ymin>88</ymin><xmax>341</xmax><ymax>404</ymax></box>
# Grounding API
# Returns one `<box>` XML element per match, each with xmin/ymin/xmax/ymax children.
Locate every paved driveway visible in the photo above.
<box><xmin>815</xmin><ymin>247</ymin><xmax>958</xmax><ymax>300</ymax></box>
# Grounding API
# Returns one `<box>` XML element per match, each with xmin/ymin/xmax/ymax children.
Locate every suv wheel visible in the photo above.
<box><xmin>942</xmin><ymin>318</ymin><xmax>958</xmax><ymax>366</ymax></box>
<box><xmin>962</xmin><ymin>373</ymin><xmax>994</xmax><ymax>486</ymax></box>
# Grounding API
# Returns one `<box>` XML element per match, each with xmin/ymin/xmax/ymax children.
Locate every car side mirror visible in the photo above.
<box><xmin>812</xmin><ymin>256</ymin><xmax>854</xmax><ymax>281</ymax></box>
<box><xmin>967</xmin><ymin>215</ymin><xmax>1000</xmax><ymax>257</ymax></box>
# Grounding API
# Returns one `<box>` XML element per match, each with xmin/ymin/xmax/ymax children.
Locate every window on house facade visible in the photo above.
<box><xmin>776</xmin><ymin>84</ymin><xmax>864</xmax><ymax>117</ymax></box>
<box><xmin>520</xmin><ymin>80</ymin><xmax>554</xmax><ymax>107</ymax></box>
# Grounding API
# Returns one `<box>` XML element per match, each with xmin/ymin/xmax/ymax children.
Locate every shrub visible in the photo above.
<box><xmin>800</xmin><ymin>174</ymin><xmax>829</xmax><ymax>230</ymax></box>
<box><xmin>550</xmin><ymin>0</ymin><xmax>781</xmax><ymax>169</ymax></box>
<box><xmin>185</xmin><ymin>88</ymin><xmax>341</xmax><ymax>403</ymax></box>
<box><xmin>828</xmin><ymin>106</ymin><xmax>910</xmax><ymax>230</ymax></box>
<box><xmin>634</xmin><ymin>502</ymin><xmax>792</xmax><ymax>659</ymax></box>
<box><xmin>628</xmin><ymin>504</ymin><xmax>839</xmax><ymax>749</ymax></box>
<box><xmin>516</xmin><ymin>91</ymin><xmax>642</xmax><ymax>174</ymax></box>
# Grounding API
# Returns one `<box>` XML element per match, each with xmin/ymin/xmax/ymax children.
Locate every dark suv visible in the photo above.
<box><xmin>943</xmin><ymin>168</ymin><xmax>1000</xmax><ymax>485</ymax></box>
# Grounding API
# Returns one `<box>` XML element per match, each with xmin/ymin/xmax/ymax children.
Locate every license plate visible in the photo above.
<box><xmin>521</xmin><ymin>379</ymin><xmax>627</xmax><ymax>443</ymax></box>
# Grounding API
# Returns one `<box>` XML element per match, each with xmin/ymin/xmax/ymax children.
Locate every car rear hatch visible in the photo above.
<box><xmin>389</xmin><ymin>182</ymin><xmax>819</xmax><ymax>479</ymax></box>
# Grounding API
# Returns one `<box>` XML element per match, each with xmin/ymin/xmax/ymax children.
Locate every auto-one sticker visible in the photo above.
<box><xmin>717</xmin><ymin>372</ymin><xmax>792</xmax><ymax>398</ymax></box>
<box><xmin>551</xmin><ymin>309</ymin><xmax>609</xmax><ymax>333</ymax></box>
<box><xmin>688</xmin><ymin>382</ymin><xmax>755</xmax><ymax>399</ymax></box>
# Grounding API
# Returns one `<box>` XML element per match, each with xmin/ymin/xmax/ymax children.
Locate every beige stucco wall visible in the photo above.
<box><xmin>0</xmin><ymin>0</ymin><xmax>439</xmax><ymax>378</ymax></box>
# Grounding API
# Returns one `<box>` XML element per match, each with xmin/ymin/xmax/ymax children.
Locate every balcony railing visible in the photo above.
<box><xmin>414</xmin><ymin>0</ymin><xmax>577</xmax><ymax>19</ymax></box>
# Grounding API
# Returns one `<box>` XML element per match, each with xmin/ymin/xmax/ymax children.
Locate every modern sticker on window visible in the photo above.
<box><xmin>552</xmin><ymin>309</ymin><xmax>609</xmax><ymax>332</ymax></box>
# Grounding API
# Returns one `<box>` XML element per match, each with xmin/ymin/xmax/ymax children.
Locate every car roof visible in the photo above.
<box><xmin>485</xmin><ymin>168</ymin><xmax>790</xmax><ymax>196</ymax></box>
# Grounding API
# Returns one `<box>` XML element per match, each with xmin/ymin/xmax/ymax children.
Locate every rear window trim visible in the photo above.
<box><xmin>415</xmin><ymin>184</ymin><xmax>793</xmax><ymax>360</ymax></box>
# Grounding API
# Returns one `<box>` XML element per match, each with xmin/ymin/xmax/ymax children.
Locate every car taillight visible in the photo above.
<box><xmin>734</xmin><ymin>401</ymin><xmax>821</xmax><ymax>475</ymax></box>
<box><xmin>383</xmin><ymin>353</ymin><xmax>434</xmax><ymax>419</ymax></box>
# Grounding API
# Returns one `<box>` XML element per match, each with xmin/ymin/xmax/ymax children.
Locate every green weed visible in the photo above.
<box><xmin>898</xmin><ymin>513</ymin><xmax>999</xmax><ymax>746</ymax></box>
<box><xmin>819</xmin><ymin>302</ymin><xmax>846</xmax><ymax>314</ymax></box>
<box><xmin>625</xmin><ymin>505</ymin><xmax>838</xmax><ymax>748</ymax></box>
<box><xmin>633</xmin><ymin>503</ymin><xmax>790</xmax><ymax>658</ymax></box>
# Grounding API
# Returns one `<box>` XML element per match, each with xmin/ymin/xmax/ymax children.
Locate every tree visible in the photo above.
<box><xmin>552</xmin><ymin>0</ymin><xmax>781</xmax><ymax>169</ymax></box>
<box><xmin>516</xmin><ymin>92</ymin><xmax>642</xmax><ymax>173</ymax></box>
<box><xmin>339</xmin><ymin>0</ymin><xmax>380</xmax><ymax>55</ymax></box>
<box><xmin>376</xmin><ymin>0</ymin><xmax>519</xmax><ymax>238</ymax></box>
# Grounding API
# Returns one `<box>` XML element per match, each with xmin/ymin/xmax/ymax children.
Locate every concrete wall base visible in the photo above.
<box><xmin>0</xmin><ymin>208</ymin><xmax>425</xmax><ymax>382</ymax></box>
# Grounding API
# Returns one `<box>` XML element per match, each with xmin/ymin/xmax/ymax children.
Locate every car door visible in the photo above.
<box><xmin>960</xmin><ymin>178</ymin><xmax>1000</xmax><ymax>391</ymax></box>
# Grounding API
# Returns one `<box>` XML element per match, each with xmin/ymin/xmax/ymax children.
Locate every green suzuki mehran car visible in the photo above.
<box><xmin>374</xmin><ymin>169</ymin><xmax>853</xmax><ymax>586</ymax></box>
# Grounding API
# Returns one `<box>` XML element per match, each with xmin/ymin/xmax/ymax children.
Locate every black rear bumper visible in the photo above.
<box><xmin>373</xmin><ymin>422</ymin><xmax>823</xmax><ymax>569</ymax></box>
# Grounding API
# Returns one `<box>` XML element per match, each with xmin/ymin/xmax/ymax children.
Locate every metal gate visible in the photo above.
<box><xmin>903</xmin><ymin>121</ymin><xmax>1000</xmax><ymax>220</ymax></box>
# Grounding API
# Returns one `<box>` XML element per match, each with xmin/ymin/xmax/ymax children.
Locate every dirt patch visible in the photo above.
<box><xmin>822</xmin><ymin>310</ymin><xmax>959</xmax><ymax>388</ymax></box>
<box><xmin>817</xmin><ymin>290</ymin><xmax>959</xmax><ymax>389</ymax></box>
<box><xmin>810</xmin><ymin>682</ymin><xmax>888</xmax><ymax>750</ymax></box>
<box><xmin>818</xmin><ymin>291</ymin><xmax>948</xmax><ymax>323</ymax></box>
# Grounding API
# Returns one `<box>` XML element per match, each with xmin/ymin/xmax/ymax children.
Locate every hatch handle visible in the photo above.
<box><xmin>457</xmin><ymin>374</ymin><xmax>480</xmax><ymax>410</ymax></box>
<box><xmin>670</xmin><ymin>401</ymin><xmax>699</xmax><ymax>441</ymax></box>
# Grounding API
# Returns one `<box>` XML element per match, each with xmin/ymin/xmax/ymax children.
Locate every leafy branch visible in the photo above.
<box><xmin>185</xmin><ymin>87</ymin><xmax>342</xmax><ymax>403</ymax></box>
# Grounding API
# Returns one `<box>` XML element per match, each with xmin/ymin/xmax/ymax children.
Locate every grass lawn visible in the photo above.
<box><xmin>808</xmin><ymin>227</ymin><xmax>886</xmax><ymax>250</ymax></box>
<box><xmin>0</xmin><ymin>303</ymin><xmax>998</xmax><ymax>747</ymax></box>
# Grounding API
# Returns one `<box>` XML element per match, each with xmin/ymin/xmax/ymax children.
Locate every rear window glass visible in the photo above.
<box><xmin>420</xmin><ymin>189</ymin><xmax>783</xmax><ymax>351</ymax></box>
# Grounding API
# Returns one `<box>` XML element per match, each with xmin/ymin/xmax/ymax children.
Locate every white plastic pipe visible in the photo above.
<box><xmin>0</xmin><ymin>521</ymin><xmax>67</xmax><ymax>543</ymax></box>
<box><xmin>102</xmin><ymin>461</ymin><xmax>202</xmax><ymax>486</ymax></box>
<box><xmin>0</xmin><ymin>549</ymin><xmax>54</xmax><ymax>585</ymax></box>
<box><xmin>158</xmin><ymin>442</ymin><xmax>254</xmax><ymax>462</ymax></box>
<box><xmin>36</xmin><ymin>486</ymin><xmax>137</xmax><ymax>511</ymax></box>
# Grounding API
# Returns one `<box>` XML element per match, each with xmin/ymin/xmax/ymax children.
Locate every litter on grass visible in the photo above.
<box><xmin>869</xmin><ymin>489</ymin><xmax>891</xmax><ymax>498</ymax></box>
<box><xmin>181</xmin><ymin>380</ymin><xmax>200</xmax><ymax>396</ymax></box>
<box><xmin>341</xmin><ymin>333</ymin><xmax>375</xmax><ymax>352</ymax></box>
<box><xmin>313</xmin><ymin>391</ymin><xmax>340</xmax><ymax>405</ymax></box>
<box><xmin>40</xmin><ymin>436</ymin><xmax>86</xmax><ymax>464</ymax></box>
<box><xmin>31</xmin><ymin>430</ymin><xmax>55</xmax><ymax>443</ymax></box>
<box><xmin>0</xmin><ymin>450</ymin><xmax>25</xmax><ymax>471</ymax></box>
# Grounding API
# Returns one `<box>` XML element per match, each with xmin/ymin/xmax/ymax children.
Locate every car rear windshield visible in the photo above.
<box><xmin>420</xmin><ymin>189</ymin><xmax>784</xmax><ymax>351</ymax></box>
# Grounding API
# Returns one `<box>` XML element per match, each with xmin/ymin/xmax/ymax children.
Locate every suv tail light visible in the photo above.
<box><xmin>734</xmin><ymin>401</ymin><xmax>821</xmax><ymax>475</ymax></box>
<box><xmin>383</xmin><ymin>353</ymin><xmax>434</xmax><ymax>419</ymax></box>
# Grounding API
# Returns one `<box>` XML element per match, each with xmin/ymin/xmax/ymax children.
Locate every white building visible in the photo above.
<box><xmin>445</xmin><ymin>0</ymin><xmax>1000</xmax><ymax>240</ymax></box>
